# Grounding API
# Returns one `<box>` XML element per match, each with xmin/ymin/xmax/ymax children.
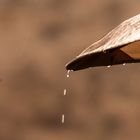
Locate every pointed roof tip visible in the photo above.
<box><xmin>66</xmin><ymin>14</ymin><xmax>140</xmax><ymax>71</ymax></box>
<box><xmin>65</xmin><ymin>54</ymin><xmax>93</xmax><ymax>71</ymax></box>
<box><xmin>65</xmin><ymin>61</ymin><xmax>72</xmax><ymax>70</ymax></box>
<box><xmin>65</xmin><ymin>51</ymin><xmax>111</xmax><ymax>71</ymax></box>
<box><xmin>65</xmin><ymin>56</ymin><xmax>85</xmax><ymax>71</ymax></box>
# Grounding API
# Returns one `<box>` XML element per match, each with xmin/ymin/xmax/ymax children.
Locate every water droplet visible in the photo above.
<box><xmin>64</xmin><ymin>89</ymin><xmax>67</xmax><ymax>95</ymax></box>
<box><xmin>62</xmin><ymin>114</ymin><xmax>65</xmax><ymax>123</ymax></box>
<box><xmin>123</xmin><ymin>63</ymin><xmax>126</xmax><ymax>66</ymax></box>
<box><xmin>67</xmin><ymin>70</ymin><xmax>70</xmax><ymax>78</ymax></box>
<box><xmin>107</xmin><ymin>65</ymin><xmax>111</xmax><ymax>68</ymax></box>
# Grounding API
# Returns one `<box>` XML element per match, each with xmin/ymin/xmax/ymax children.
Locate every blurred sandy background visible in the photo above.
<box><xmin>0</xmin><ymin>0</ymin><xmax>140</xmax><ymax>140</ymax></box>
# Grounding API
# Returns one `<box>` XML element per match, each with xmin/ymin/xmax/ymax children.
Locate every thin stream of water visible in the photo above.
<box><xmin>61</xmin><ymin>63</ymin><xmax>128</xmax><ymax>124</ymax></box>
<box><xmin>61</xmin><ymin>70</ymin><xmax>71</xmax><ymax>124</ymax></box>
<box><xmin>61</xmin><ymin>89</ymin><xmax>66</xmax><ymax>124</ymax></box>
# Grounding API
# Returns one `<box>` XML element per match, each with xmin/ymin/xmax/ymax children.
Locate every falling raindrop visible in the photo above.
<box><xmin>61</xmin><ymin>70</ymin><xmax>73</xmax><ymax>124</ymax></box>
<box><xmin>62</xmin><ymin>114</ymin><xmax>65</xmax><ymax>123</ymax></box>
<box><xmin>64</xmin><ymin>89</ymin><xmax>67</xmax><ymax>95</ymax></box>
<box><xmin>66</xmin><ymin>70</ymin><xmax>70</xmax><ymax>78</ymax></box>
